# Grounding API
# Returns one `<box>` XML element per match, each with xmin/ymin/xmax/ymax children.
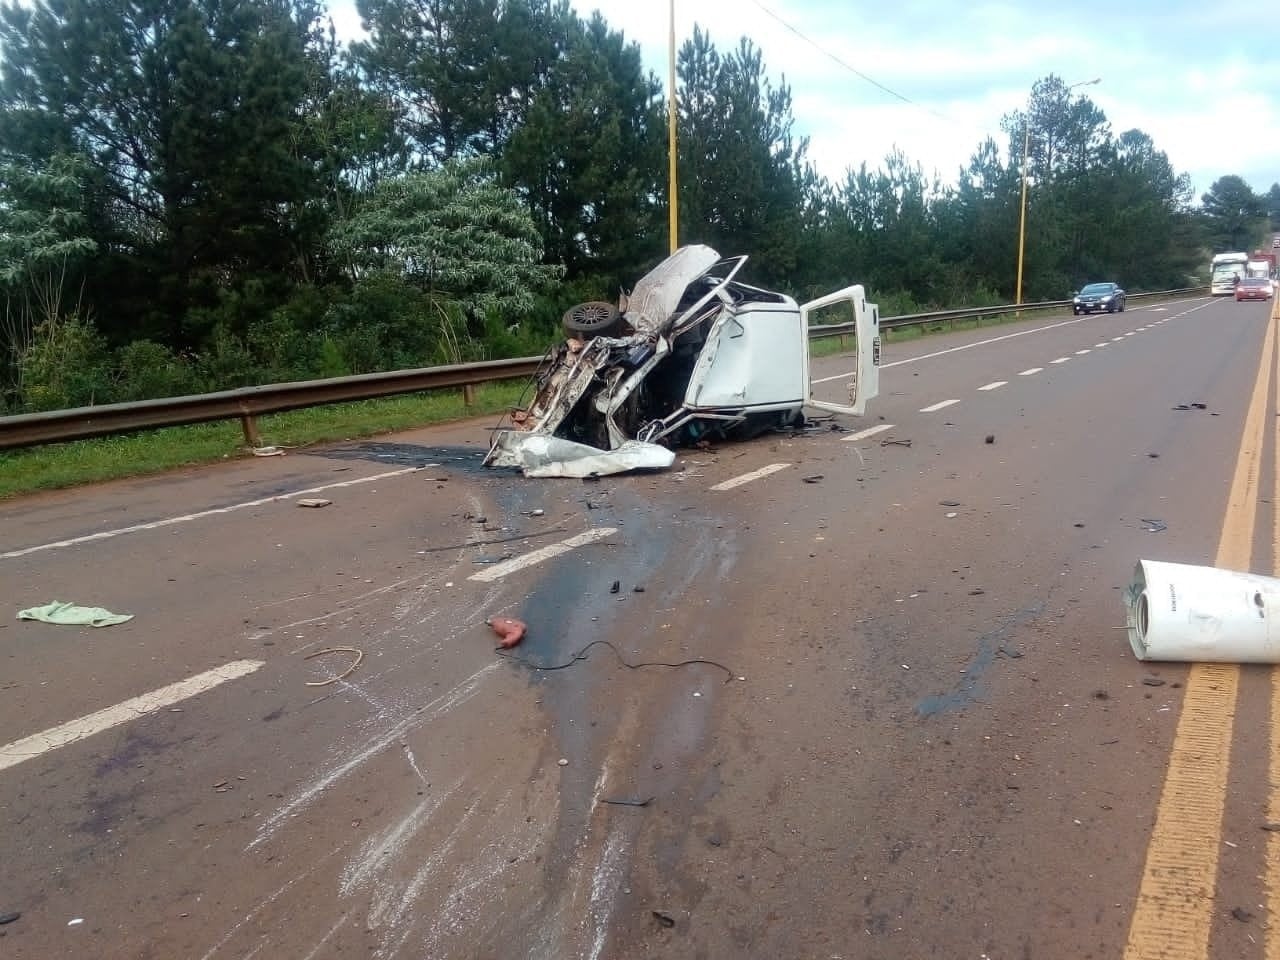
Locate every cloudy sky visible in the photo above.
<box><xmin>328</xmin><ymin>0</ymin><xmax>1278</xmax><ymax>201</ymax></box>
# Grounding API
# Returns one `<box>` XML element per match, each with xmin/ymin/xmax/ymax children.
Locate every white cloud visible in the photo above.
<box><xmin>326</xmin><ymin>0</ymin><xmax>1279</xmax><ymax>196</ymax></box>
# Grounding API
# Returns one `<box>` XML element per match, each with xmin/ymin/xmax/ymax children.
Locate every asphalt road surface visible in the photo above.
<box><xmin>2</xmin><ymin>293</ymin><xmax>1279</xmax><ymax>959</ymax></box>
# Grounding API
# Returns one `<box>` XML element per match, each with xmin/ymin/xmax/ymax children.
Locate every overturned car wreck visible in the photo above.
<box><xmin>484</xmin><ymin>245</ymin><xmax>881</xmax><ymax>477</ymax></box>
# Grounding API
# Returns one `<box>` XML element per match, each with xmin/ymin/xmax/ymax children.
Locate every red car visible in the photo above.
<box><xmin>1235</xmin><ymin>277</ymin><xmax>1273</xmax><ymax>301</ymax></box>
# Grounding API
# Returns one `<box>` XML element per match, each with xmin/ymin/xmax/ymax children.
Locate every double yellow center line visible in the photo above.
<box><xmin>1123</xmin><ymin>303</ymin><xmax>1277</xmax><ymax>958</ymax></box>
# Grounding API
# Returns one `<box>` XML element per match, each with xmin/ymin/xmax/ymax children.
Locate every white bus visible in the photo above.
<box><xmin>1211</xmin><ymin>252</ymin><xmax>1249</xmax><ymax>295</ymax></box>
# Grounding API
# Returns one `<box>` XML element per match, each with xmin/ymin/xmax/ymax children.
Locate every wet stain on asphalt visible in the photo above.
<box><xmin>314</xmin><ymin>442</ymin><xmax>489</xmax><ymax>473</ymax></box>
<box><xmin>915</xmin><ymin>600</ymin><xmax>1046</xmax><ymax>718</ymax></box>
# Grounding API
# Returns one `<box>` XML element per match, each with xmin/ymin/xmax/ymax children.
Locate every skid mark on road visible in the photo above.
<box><xmin>0</xmin><ymin>660</ymin><xmax>264</xmax><ymax>773</ymax></box>
<box><xmin>1</xmin><ymin>467</ymin><xmax>423</xmax><ymax>560</ymax></box>
<box><xmin>468</xmin><ymin>527</ymin><xmax>617</xmax><ymax>581</ymax></box>
<box><xmin>249</xmin><ymin>662</ymin><xmax>500</xmax><ymax>849</ymax></box>
<box><xmin>710</xmin><ymin>463</ymin><xmax>790</xmax><ymax>490</ymax></box>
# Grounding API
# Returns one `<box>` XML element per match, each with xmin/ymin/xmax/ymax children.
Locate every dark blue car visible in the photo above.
<box><xmin>1073</xmin><ymin>282</ymin><xmax>1126</xmax><ymax>314</ymax></box>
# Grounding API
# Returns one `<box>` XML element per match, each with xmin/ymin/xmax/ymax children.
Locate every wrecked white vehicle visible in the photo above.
<box><xmin>485</xmin><ymin>244</ymin><xmax>881</xmax><ymax>477</ymax></box>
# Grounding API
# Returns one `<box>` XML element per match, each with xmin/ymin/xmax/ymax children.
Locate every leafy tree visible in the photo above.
<box><xmin>0</xmin><ymin>154</ymin><xmax>99</xmax><ymax>405</ymax></box>
<box><xmin>500</xmin><ymin>11</ymin><xmax>665</xmax><ymax>290</ymax></box>
<box><xmin>1201</xmin><ymin>175</ymin><xmax>1268</xmax><ymax>250</ymax></box>
<box><xmin>326</xmin><ymin>158</ymin><xmax>562</xmax><ymax>321</ymax></box>
<box><xmin>1267</xmin><ymin>182</ymin><xmax>1280</xmax><ymax>231</ymax></box>
<box><xmin>675</xmin><ymin>27</ymin><xmax>807</xmax><ymax>287</ymax></box>
<box><xmin>0</xmin><ymin>0</ymin><xmax>333</xmax><ymax>345</ymax></box>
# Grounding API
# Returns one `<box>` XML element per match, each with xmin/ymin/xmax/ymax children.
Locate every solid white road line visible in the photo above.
<box><xmin>710</xmin><ymin>463</ymin><xmax>791</xmax><ymax>492</ymax></box>
<box><xmin>812</xmin><ymin>314</ymin><xmax>1092</xmax><ymax>385</ymax></box>
<box><xmin>978</xmin><ymin>381</ymin><xmax>1007</xmax><ymax>391</ymax></box>
<box><xmin>919</xmin><ymin>399</ymin><xmax>961</xmax><ymax>413</ymax></box>
<box><xmin>1019</xmin><ymin>368</ymin><xmax>1043</xmax><ymax>376</ymax></box>
<box><xmin>468</xmin><ymin>528</ymin><xmax>618</xmax><ymax>582</ymax></box>
<box><xmin>1051</xmin><ymin>357</ymin><xmax>1071</xmax><ymax>364</ymax></box>
<box><xmin>0</xmin><ymin>660</ymin><xmax>265</xmax><ymax>773</ymax></box>
<box><xmin>810</xmin><ymin>296</ymin><xmax>1210</xmax><ymax>387</ymax></box>
<box><xmin>2</xmin><ymin>467</ymin><xmax>424</xmax><ymax>561</ymax></box>
<box><xmin>842</xmin><ymin>424</ymin><xmax>896</xmax><ymax>443</ymax></box>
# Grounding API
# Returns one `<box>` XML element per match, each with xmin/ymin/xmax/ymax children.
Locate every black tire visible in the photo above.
<box><xmin>562</xmin><ymin>301</ymin><xmax>623</xmax><ymax>338</ymax></box>
<box><xmin>1118</xmin><ymin>299</ymin><xmax>1125</xmax><ymax>312</ymax></box>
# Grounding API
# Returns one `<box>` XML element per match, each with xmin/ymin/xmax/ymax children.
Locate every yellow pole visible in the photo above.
<box><xmin>667</xmin><ymin>0</ymin><xmax>678</xmax><ymax>253</ymax></box>
<box><xmin>1015</xmin><ymin>122</ymin><xmax>1029</xmax><ymax>306</ymax></box>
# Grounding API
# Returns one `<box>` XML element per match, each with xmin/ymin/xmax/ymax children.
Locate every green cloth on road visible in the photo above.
<box><xmin>17</xmin><ymin>601</ymin><xmax>134</xmax><ymax>628</ymax></box>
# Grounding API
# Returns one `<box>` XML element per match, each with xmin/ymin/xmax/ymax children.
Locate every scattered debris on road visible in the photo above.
<box><xmin>0</xmin><ymin>911</ymin><xmax>20</xmax><ymax>925</ymax></box>
<box><xmin>985</xmin><ymin>434</ymin><xmax>996</xmax><ymax>444</ymax></box>
<box><xmin>296</xmin><ymin>498</ymin><xmax>331</xmax><ymax>508</ymax></box>
<box><xmin>1141</xmin><ymin>677</ymin><xmax>1166</xmax><ymax>687</ymax></box>
<box><xmin>1139</xmin><ymin>519</ymin><xmax>1167</xmax><ymax>533</ymax></box>
<box><xmin>801</xmin><ymin>474</ymin><xmax>824</xmax><ymax>483</ymax></box>
<box><xmin>652</xmin><ymin>911</ymin><xmax>676</xmax><ymax>929</ymax></box>
<box><xmin>303</xmin><ymin>646</ymin><xmax>364</xmax><ymax>685</ymax></box>
<box><xmin>16</xmin><ymin>601</ymin><xmax>133</xmax><ymax>627</ymax></box>
<box><xmin>557</xmin><ymin>758</ymin><xmax>569</xmax><ymax>767</ymax></box>
<box><xmin>945</xmin><ymin>512</ymin><xmax>958</xmax><ymax>518</ymax></box>
<box><xmin>601</xmin><ymin>796</ymin><xmax>654</xmax><ymax>807</ymax></box>
<box><xmin>1232</xmin><ymin>907</ymin><xmax>1254</xmax><ymax>923</ymax></box>
<box><xmin>251</xmin><ymin>445</ymin><xmax>284</xmax><ymax>457</ymax></box>
<box><xmin>487</xmin><ymin>616</ymin><xmax>527</xmax><ymax>649</ymax></box>
<box><xmin>939</xmin><ymin>500</ymin><xmax>961</xmax><ymax>507</ymax></box>
<box><xmin>881</xmin><ymin>438</ymin><xmax>911</xmax><ymax>447</ymax></box>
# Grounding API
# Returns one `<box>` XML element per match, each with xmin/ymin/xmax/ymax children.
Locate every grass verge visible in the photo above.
<box><xmin>0</xmin><ymin>380</ymin><xmax>528</xmax><ymax>500</ymax></box>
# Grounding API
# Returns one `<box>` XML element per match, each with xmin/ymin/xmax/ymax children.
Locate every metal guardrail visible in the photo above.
<box><xmin>0</xmin><ymin>287</ymin><xmax>1207</xmax><ymax>451</ymax></box>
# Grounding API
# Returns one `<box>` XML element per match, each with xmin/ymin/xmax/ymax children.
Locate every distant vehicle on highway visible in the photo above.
<box><xmin>1073</xmin><ymin>282</ymin><xmax>1126</xmax><ymax>314</ymax></box>
<box><xmin>1211</xmin><ymin>251</ymin><xmax>1250</xmax><ymax>294</ymax></box>
<box><xmin>1273</xmin><ymin>237</ymin><xmax>1279</xmax><ymax>249</ymax></box>
<box><xmin>1235</xmin><ymin>277</ymin><xmax>1273</xmax><ymax>302</ymax></box>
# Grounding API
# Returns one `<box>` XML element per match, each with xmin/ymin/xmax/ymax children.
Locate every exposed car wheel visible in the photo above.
<box><xmin>1106</xmin><ymin>303</ymin><xmax>1115</xmax><ymax>313</ymax></box>
<box><xmin>1073</xmin><ymin>307</ymin><xmax>1081</xmax><ymax>315</ymax></box>
<box><xmin>1118</xmin><ymin>299</ymin><xmax>1125</xmax><ymax>312</ymax></box>
<box><xmin>562</xmin><ymin>301</ymin><xmax>623</xmax><ymax>339</ymax></box>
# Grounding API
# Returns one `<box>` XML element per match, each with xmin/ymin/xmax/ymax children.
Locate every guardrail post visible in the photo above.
<box><xmin>240</xmin><ymin>414</ymin><xmax>260</xmax><ymax>448</ymax></box>
<box><xmin>463</xmin><ymin>383</ymin><xmax>477</xmax><ymax>407</ymax></box>
<box><xmin>839</xmin><ymin>333</ymin><xmax>849</xmax><ymax>351</ymax></box>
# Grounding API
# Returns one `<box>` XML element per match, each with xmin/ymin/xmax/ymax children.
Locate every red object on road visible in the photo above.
<box><xmin>487</xmin><ymin>616</ymin><xmax>527</xmax><ymax>649</ymax></box>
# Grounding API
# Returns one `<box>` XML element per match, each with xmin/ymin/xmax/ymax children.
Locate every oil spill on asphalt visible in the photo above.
<box><xmin>915</xmin><ymin>600</ymin><xmax>1046</xmax><ymax>718</ymax></box>
<box><xmin>315</xmin><ymin>441</ymin><xmax>488</xmax><ymax>472</ymax></box>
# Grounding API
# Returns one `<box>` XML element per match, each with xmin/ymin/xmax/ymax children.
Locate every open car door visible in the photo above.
<box><xmin>801</xmin><ymin>284</ymin><xmax>881</xmax><ymax>416</ymax></box>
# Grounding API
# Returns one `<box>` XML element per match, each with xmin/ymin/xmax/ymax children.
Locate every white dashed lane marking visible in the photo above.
<box><xmin>1</xmin><ymin>467</ymin><xmax>425</xmax><ymax>561</ymax></box>
<box><xmin>1051</xmin><ymin>357</ymin><xmax>1071</xmax><ymax>364</ymax></box>
<box><xmin>1075</xmin><ymin>349</ymin><xmax>1091</xmax><ymax>355</ymax></box>
<box><xmin>468</xmin><ymin>528</ymin><xmax>618</xmax><ymax>582</ymax></box>
<box><xmin>1019</xmin><ymin>368</ymin><xmax>1043</xmax><ymax>376</ymax></box>
<box><xmin>0</xmin><ymin>660</ymin><xmax>265</xmax><ymax>773</ymax></box>
<box><xmin>710</xmin><ymin>463</ymin><xmax>791</xmax><ymax>491</ymax></box>
<box><xmin>1112</xmin><ymin>337</ymin><xmax>1124</xmax><ymax>342</ymax></box>
<box><xmin>920</xmin><ymin>399</ymin><xmax>961</xmax><ymax>413</ymax></box>
<box><xmin>978</xmin><ymin>381</ymin><xmax>1007</xmax><ymax>391</ymax></box>
<box><xmin>843</xmin><ymin>424</ymin><xmax>896</xmax><ymax>443</ymax></box>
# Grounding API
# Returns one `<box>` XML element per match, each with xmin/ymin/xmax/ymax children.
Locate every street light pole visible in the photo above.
<box><xmin>667</xmin><ymin>0</ymin><xmax>678</xmax><ymax>254</ymax></box>
<box><xmin>1015</xmin><ymin>77</ymin><xmax>1100</xmax><ymax>307</ymax></box>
